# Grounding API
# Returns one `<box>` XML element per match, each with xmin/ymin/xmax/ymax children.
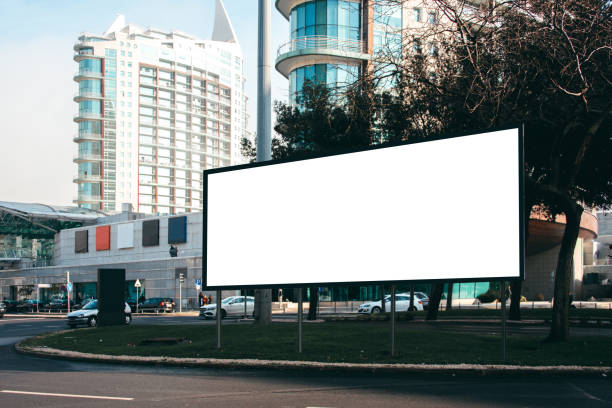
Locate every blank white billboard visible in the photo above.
<box><xmin>204</xmin><ymin>128</ymin><xmax>523</xmax><ymax>288</ymax></box>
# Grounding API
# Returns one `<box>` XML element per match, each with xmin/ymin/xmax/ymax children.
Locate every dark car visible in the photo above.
<box><xmin>16</xmin><ymin>299</ymin><xmax>42</xmax><ymax>312</ymax></box>
<box><xmin>47</xmin><ymin>298</ymin><xmax>68</xmax><ymax>311</ymax></box>
<box><xmin>126</xmin><ymin>297</ymin><xmax>138</xmax><ymax>311</ymax></box>
<box><xmin>138</xmin><ymin>298</ymin><xmax>175</xmax><ymax>313</ymax></box>
<box><xmin>2</xmin><ymin>300</ymin><xmax>19</xmax><ymax>312</ymax></box>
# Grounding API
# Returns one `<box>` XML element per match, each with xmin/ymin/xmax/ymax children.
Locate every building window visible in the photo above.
<box><xmin>428</xmin><ymin>42</ymin><xmax>438</xmax><ymax>56</ymax></box>
<box><xmin>414</xmin><ymin>8</ymin><xmax>421</xmax><ymax>22</ymax></box>
<box><xmin>413</xmin><ymin>39</ymin><xmax>421</xmax><ymax>53</ymax></box>
<box><xmin>428</xmin><ymin>12</ymin><xmax>436</xmax><ymax>24</ymax></box>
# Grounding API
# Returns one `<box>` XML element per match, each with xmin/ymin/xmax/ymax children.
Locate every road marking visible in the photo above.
<box><xmin>1</xmin><ymin>390</ymin><xmax>134</xmax><ymax>401</ymax></box>
<box><xmin>567</xmin><ymin>382</ymin><xmax>604</xmax><ymax>402</ymax></box>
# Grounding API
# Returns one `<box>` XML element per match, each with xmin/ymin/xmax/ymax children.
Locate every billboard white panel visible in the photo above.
<box><xmin>117</xmin><ymin>223</ymin><xmax>134</xmax><ymax>249</ymax></box>
<box><xmin>204</xmin><ymin>128</ymin><xmax>523</xmax><ymax>288</ymax></box>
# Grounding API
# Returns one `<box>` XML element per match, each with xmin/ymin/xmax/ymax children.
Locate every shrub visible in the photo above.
<box><xmin>477</xmin><ymin>289</ymin><xmax>500</xmax><ymax>303</ymax></box>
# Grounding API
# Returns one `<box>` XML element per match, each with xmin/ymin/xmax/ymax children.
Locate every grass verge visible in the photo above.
<box><xmin>21</xmin><ymin>322</ymin><xmax>612</xmax><ymax>366</ymax></box>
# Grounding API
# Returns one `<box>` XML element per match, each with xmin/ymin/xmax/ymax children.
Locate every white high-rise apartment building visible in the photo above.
<box><xmin>73</xmin><ymin>0</ymin><xmax>247</xmax><ymax>214</ymax></box>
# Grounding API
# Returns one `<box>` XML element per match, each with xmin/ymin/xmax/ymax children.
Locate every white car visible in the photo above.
<box><xmin>199</xmin><ymin>296</ymin><xmax>254</xmax><ymax>319</ymax></box>
<box><xmin>66</xmin><ymin>300</ymin><xmax>132</xmax><ymax>328</ymax></box>
<box><xmin>358</xmin><ymin>293</ymin><xmax>424</xmax><ymax>314</ymax></box>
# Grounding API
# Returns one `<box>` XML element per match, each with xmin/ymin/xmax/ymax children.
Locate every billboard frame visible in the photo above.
<box><xmin>203</xmin><ymin>125</ymin><xmax>525</xmax><ymax>290</ymax></box>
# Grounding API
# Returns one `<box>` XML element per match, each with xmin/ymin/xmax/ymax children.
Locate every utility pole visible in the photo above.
<box><xmin>254</xmin><ymin>0</ymin><xmax>272</xmax><ymax>325</ymax></box>
<box><xmin>179</xmin><ymin>272</ymin><xmax>184</xmax><ymax>312</ymax></box>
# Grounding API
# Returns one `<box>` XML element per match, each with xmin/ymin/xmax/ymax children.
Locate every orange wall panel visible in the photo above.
<box><xmin>96</xmin><ymin>225</ymin><xmax>111</xmax><ymax>251</ymax></box>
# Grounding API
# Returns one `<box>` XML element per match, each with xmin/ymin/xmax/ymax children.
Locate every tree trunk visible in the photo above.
<box><xmin>426</xmin><ymin>283</ymin><xmax>444</xmax><ymax>320</ymax></box>
<box><xmin>380</xmin><ymin>285</ymin><xmax>386</xmax><ymax>313</ymax></box>
<box><xmin>509</xmin><ymin>200</ymin><xmax>532</xmax><ymax>320</ymax></box>
<box><xmin>509</xmin><ymin>279</ymin><xmax>522</xmax><ymax>320</ymax></box>
<box><xmin>409</xmin><ymin>284</ymin><xmax>415</xmax><ymax>310</ymax></box>
<box><xmin>307</xmin><ymin>286</ymin><xmax>318</xmax><ymax>320</ymax></box>
<box><xmin>548</xmin><ymin>203</ymin><xmax>583</xmax><ymax>341</ymax></box>
<box><xmin>446</xmin><ymin>282</ymin><xmax>454</xmax><ymax>311</ymax></box>
<box><xmin>254</xmin><ymin>289</ymin><xmax>271</xmax><ymax>324</ymax></box>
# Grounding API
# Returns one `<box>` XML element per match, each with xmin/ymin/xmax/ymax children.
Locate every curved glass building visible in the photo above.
<box><xmin>275</xmin><ymin>0</ymin><xmax>371</xmax><ymax>103</ymax></box>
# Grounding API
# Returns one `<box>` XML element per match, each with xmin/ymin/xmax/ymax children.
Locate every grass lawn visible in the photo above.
<box><xmin>21</xmin><ymin>322</ymin><xmax>612</xmax><ymax>367</ymax></box>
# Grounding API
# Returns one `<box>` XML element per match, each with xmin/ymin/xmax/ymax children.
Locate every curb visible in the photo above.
<box><xmin>14</xmin><ymin>341</ymin><xmax>612</xmax><ymax>377</ymax></box>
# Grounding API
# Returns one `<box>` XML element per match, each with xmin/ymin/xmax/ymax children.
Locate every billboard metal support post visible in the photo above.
<box><xmin>391</xmin><ymin>285</ymin><xmax>396</xmax><ymax>357</ymax></box>
<box><xmin>501</xmin><ymin>280</ymin><xmax>507</xmax><ymax>361</ymax></box>
<box><xmin>216</xmin><ymin>289</ymin><xmax>222</xmax><ymax>349</ymax></box>
<box><xmin>297</xmin><ymin>287</ymin><xmax>303</xmax><ymax>353</ymax></box>
<box><xmin>244</xmin><ymin>288</ymin><xmax>247</xmax><ymax>319</ymax></box>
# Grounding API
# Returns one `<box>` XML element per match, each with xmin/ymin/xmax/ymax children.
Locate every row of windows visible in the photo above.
<box><xmin>289</xmin><ymin>63</ymin><xmax>359</xmax><ymax>102</ymax></box>
<box><xmin>373</xmin><ymin>2</ymin><xmax>402</xmax><ymax>28</ymax></box>
<box><xmin>78</xmin><ymin>100</ymin><xmax>101</xmax><ymax>114</ymax></box>
<box><xmin>138</xmin><ymin>205</ymin><xmax>197</xmax><ymax>215</ymax></box>
<box><xmin>77</xmin><ymin>142</ymin><xmax>101</xmax><ymax>157</ymax></box>
<box><xmin>290</xmin><ymin>0</ymin><xmax>361</xmax><ymax>41</ymax></box>
<box><xmin>79</xmin><ymin>79</ymin><xmax>102</xmax><ymax>94</ymax></box>
<box><xmin>79</xmin><ymin>58</ymin><xmax>102</xmax><ymax>74</ymax></box>
<box><xmin>138</xmin><ymin>175</ymin><xmax>204</xmax><ymax>190</ymax></box>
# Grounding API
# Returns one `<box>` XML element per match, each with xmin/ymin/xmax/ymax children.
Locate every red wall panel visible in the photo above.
<box><xmin>96</xmin><ymin>225</ymin><xmax>111</xmax><ymax>251</ymax></box>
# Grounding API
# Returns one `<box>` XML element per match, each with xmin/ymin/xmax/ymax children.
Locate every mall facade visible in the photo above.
<box><xmin>0</xmin><ymin>203</ymin><xmax>600</xmax><ymax>306</ymax></box>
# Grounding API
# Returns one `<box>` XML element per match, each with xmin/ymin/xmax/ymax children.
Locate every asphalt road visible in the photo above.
<box><xmin>1</xmin><ymin>316</ymin><xmax>611</xmax><ymax>407</ymax></box>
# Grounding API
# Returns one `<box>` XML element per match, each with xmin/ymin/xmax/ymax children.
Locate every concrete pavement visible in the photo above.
<box><xmin>2</xmin><ymin>317</ymin><xmax>612</xmax><ymax>407</ymax></box>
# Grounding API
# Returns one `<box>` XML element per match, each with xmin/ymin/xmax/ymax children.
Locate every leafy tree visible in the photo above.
<box><xmin>377</xmin><ymin>0</ymin><xmax>612</xmax><ymax>337</ymax></box>
<box><xmin>271</xmin><ymin>80</ymin><xmax>377</xmax><ymax>319</ymax></box>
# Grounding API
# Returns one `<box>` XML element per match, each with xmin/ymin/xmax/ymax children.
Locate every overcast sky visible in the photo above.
<box><xmin>0</xmin><ymin>0</ymin><xmax>288</xmax><ymax>206</ymax></box>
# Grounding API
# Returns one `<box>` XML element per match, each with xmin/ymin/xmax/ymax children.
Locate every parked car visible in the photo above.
<box><xmin>46</xmin><ymin>298</ymin><xmax>68</xmax><ymax>311</ymax></box>
<box><xmin>414</xmin><ymin>292</ymin><xmax>429</xmax><ymax>310</ymax></box>
<box><xmin>358</xmin><ymin>293</ymin><xmax>424</xmax><ymax>314</ymax></box>
<box><xmin>2</xmin><ymin>300</ymin><xmax>19</xmax><ymax>312</ymax></box>
<box><xmin>0</xmin><ymin>302</ymin><xmax>5</xmax><ymax>318</ymax></box>
<box><xmin>74</xmin><ymin>298</ymin><xmax>96</xmax><ymax>310</ymax></box>
<box><xmin>138</xmin><ymin>298</ymin><xmax>175</xmax><ymax>313</ymax></box>
<box><xmin>66</xmin><ymin>300</ymin><xmax>132</xmax><ymax>328</ymax></box>
<box><xmin>126</xmin><ymin>297</ymin><xmax>138</xmax><ymax>311</ymax></box>
<box><xmin>199</xmin><ymin>296</ymin><xmax>254</xmax><ymax>319</ymax></box>
<box><xmin>16</xmin><ymin>299</ymin><xmax>42</xmax><ymax>313</ymax></box>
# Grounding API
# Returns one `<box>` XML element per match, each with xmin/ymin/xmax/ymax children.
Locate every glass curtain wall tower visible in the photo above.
<box><xmin>276</xmin><ymin>0</ymin><xmax>371</xmax><ymax>104</ymax></box>
<box><xmin>73</xmin><ymin>0</ymin><xmax>248</xmax><ymax>214</ymax></box>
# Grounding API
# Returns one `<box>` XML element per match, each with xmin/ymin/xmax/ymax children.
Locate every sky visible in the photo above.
<box><xmin>0</xmin><ymin>0</ymin><xmax>288</xmax><ymax>206</ymax></box>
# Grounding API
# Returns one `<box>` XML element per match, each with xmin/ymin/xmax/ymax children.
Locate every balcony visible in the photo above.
<box><xmin>73</xmin><ymin>91</ymin><xmax>104</xmax><ymax>102</ymax></box>
<box><xmin>74</xmin><ymin>112</ymin><xmax>103</xmax><ymax>122</ymax></box>
<box><xmin>73</xmin><ymin>133</ymin><xmax>103</xmax><ymax>143</ymax></box>
<box><xmin>73</xmin><ymin>194</ymin><xmax>103</xmax><ymax>204</ymax></box>
<box><xmin>73</xmin><ymin>52</ymin><xmax>101</xmax><ymax>63</ymax></box>
<box><xmin>73</xmin><ymin>70</ymin><xmax>103</xmax><ymax>81</ymax></box>
<box><xmin>73</xmin><ymin>174</ymin><xmax>104</xmax><ymax>183</ymax></box>
<box><xmin>275</xmin><ymin>0</ymin><xmax>298</xmax><ymax>19</ymax></box>
<box><xmin>276</xmin><ymin>36</ymin><xmax>370</xmax><ymax>78</ymax></box>
<box><xmin>73</xmin><ymin>153</ymin><xmax>103</xmax><ymax>163</ymax></box>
